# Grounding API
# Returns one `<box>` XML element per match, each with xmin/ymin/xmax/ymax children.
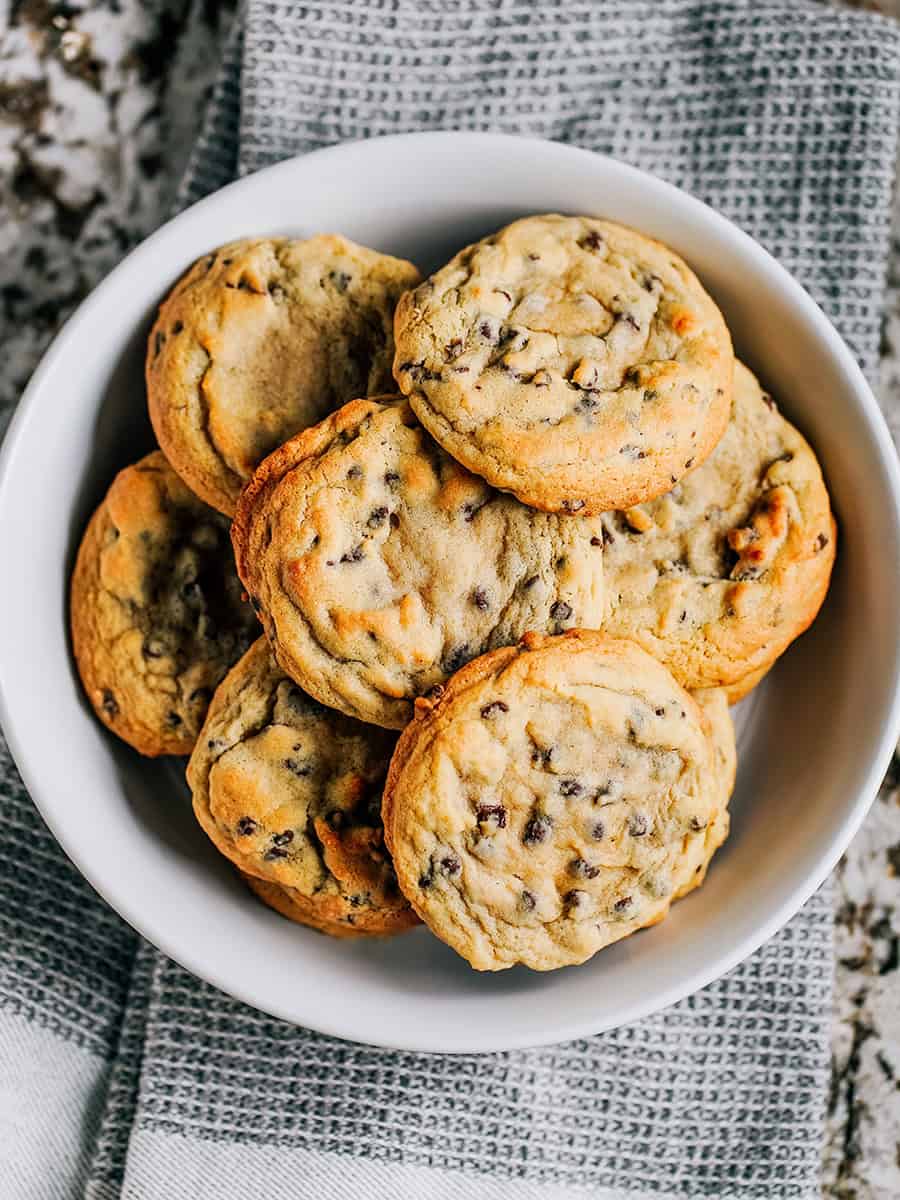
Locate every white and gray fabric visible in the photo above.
<box><xmin>2</xmin><ymin>2</ymin><xmax>899</xmax><ymax>1198</ymax></box>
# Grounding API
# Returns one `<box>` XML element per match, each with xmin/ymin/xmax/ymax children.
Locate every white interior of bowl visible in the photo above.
<box><xmin>1</xmin><ymin>133</ymin><xmax>899</xmax><ymax>1052</ymax></box>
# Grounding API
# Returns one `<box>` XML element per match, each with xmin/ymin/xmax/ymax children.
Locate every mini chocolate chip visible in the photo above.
<box><xmin>629</xmin><ymin>813</ymin><xmax>649</xmax><ymax>837</ymax></box>
<box><xmin>654</xmin><ymin>706</ymin><xmax>666</xmax><ymax>717</ymax></box>
<box><xmin>815</xmin><ymin>533</ymin><xmax>829</xmax><ymax>551</ymax></box>
<box><xmin>504</xmin><ymin>365</ymin><xmax>528</xmax><ymax>382</ymax></box>
<box><xmin>480</xmin><ymin>700</ymin><xmax>509</xmax><ymax>720</ymax></box>
<box><xmin>689</xmin><ymin>816</ymin><xmax>707</xmax><ymax>832</ymax></box>
<box><xmin>384</xmin><ymin>470</ymin><xmax>400</xmax><ymax>486</ymax></box>
<box><xmin>418</xmin><ymin>866</ymin><xmax>434</xmax><ymax>889</ymax></box>
<box><xmin>477</xmin><ymin>803</ymin><xmax>507</xmax><ymax>828</ymax></box>
<box><xmin>684</xmin><ymin>457</ymin><xmax>695</xmax><ymax>469</ymax></box>
<box><xmin>478</xmin><ymin>320</ymin><xmax>498</xmax><ymax>341</ymax></box>
<box><xmin>614</xmin><ymin>896</ymin><xmax>634</xmax><ymax>913</ymax></box>
<box><xmin>519</xmin><ymin>889</ymin><xmax>536</xmax><ymax>912</ymax></box>
<box><xmin>531</xmin><ymin>745</ymin><xmax>554</xmax><ymax>767</ymax></box>
<box><xmin>340</xmin><ymin>544</ymin><xmax>365</xmax><ymax>563</ymax></box>
<box><xmin>561</xmin><ymin>499</ymin><xmax>585</xmax><ymax>513</ymax></box>
<box><xmin>272</xmin><ymin>830</ymin><xmax>294</xmax><ymax>847</ymax></box>
<box><xmin>590</xmin><ymin>536</ymin><xmax>603</xmax><ymax>547</ymax></box>
<box><xmin>523</xmin><ymin>814</ymin><xmax>553</xmax><ymax>845</ymax></box>
<box><xmin>462</xmin><ymin>500</ymin><xmax>487</xmax><ymax>522</ymax></box>
<box><xmin>236</xmin><ymin>817</ymin><xmax>257</xmax><ymax>836</ymax></box>
<box><xmin>580</xmin><ymin>230</ymin><xmax>605</xmax><ymax>251</ymax></box>
<box><xmin>367</xmin><ymin>506</ymin><xmax>389</xmax><ymax>528</ymax></box>
<box><xmin>643</xmin><ymin>388</ymin><xmax>659</xmax><ymax>403</ymax></box>
<box><xmin>101</xmin><ymin>689</ymin><xmax>118</xmax><ymax>718</ymax></box>
<box><xmin>346</xmin><ymin>464</ymin><xmax>363</xmax><ymax>480</ymax></box>
<box><xmin>564</xmin><ymin>889</ymin><xmax>586</xmax><ymax>913</ymax></box>
<box><xmin>389</xmin><ymin>512</ymin><xmax>400</xmax><ymax>528</ymax></box>
<box><xmin>171</xmin><ymin>320</ymin><xmax>184</xmax><ymax>335</ymax></box>
<box><xmin>762</xmin><ymin>393</ymin><xmax>775</xmax><ymax>411</ymax></box>
<box><xmin>560</xmin><ymin>778</ymin><xmax>582</xmax><ymax>797</ymax></box>
<box><xmin>284</xmin><ymin>757</ymin><xmax>312</xmax><ymax>777</ymax></box>
<box><xmin>446</xmin><ymin>338</ymin><xmax>464</xmax><ymax>359</ymax></box>
<box><xmin>329</xmin><ymin>270</ymin><xmax>352</xmax><ymax>291</ymax></box>
<box><xmin>550</xmin><ymin>600</ymin><xmax>573</xmax><ymax>626</ymax></box>
<box><xmin>265</xmin><ymin>848</ymin><xmax>288</xmax><ymax>861</ymax></box>
<box><xmin>602</xmin><ymin>527</ymin><xmax>616</xmax><ymax>546</ymax></box>
<box><xmin>570</xmin><ymin>857</ymin><xmax>601</xmax><ymax>880</ymax></box>
<box><xmin>523</xmin><ymin>574</ymin><xmax>540</xmax><ymax>589</ymax></box>
<box><xmin>528</xmin><ymin>252</ymin><xmax>541</xmax><ymax>261</ymax></box>
<box><xmin>679</xmin><ymin>610</ymin><xmax>688</xmax><ymax>623</ymax></box>
<box><xmin>206</xmin><ymin>738</ymin><xmax>225</xmax><ymax>752</ymax></box>
<box><xmin>642</xmin><ymin>273</ymin><xmax>661</xmax><ymax>292</ymax></box>
<box><xmin>440</xmin><ymin>854</ymin><xmax>461</xmax><ymax>877</ymax></box>
<box><xmin>472</xmin><ymin>588</ymin><xmax>490</xmax><ymax>611</ymax></box>
<box><xmin>591</xmin><ymin>821</ymin><xmax>605</xmax><ymax>840</ymax></box>
<box><xmin>166</xmin><ymin>711</ymin><xmax>182</xmax><ymax>728</ymax></box>
<box><xmin>624</xmin><ymin>367</ymin><xmax>641</xmax><ymax>384</ymax></box>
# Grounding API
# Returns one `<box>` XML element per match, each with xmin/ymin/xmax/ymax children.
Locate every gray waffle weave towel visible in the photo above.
<box><xmin>1</xmin><ymin>2</ymin><xmax>899</xmax><ymax>1198</ymax></box>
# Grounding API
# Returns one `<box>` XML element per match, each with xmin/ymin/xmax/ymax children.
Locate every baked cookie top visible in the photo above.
<box><xmin>232</xmin><ymin>397</ymin><xmax>605</xmax><ymax>729</ymax></box>
<box><xmin>70</xmin><ymin>450</ymin><xmax>258</xmax><ymax>757</ymax></box>
<box><xmin>188</xmin><ymin>638</ymin><xmax>417</xmax><ymax>937</ymax></box>
<box><xmin>383</xmin><ymin>631</ymin><xmax>733</xmax><ymax>972</ymax></box>
<box><xmin>393</xmin><ymin>215</ymin><xmax>733</xmax><ymax>514</ymax></box>
<box><xmin>147</xmin><ymin>235</ymin><xmax>420</xmax><ymax>515</ymax></box>
<box><xmin>601</xmin><ymin>360</ymin><xmax>836</xmax><ymax>689</ymax></box>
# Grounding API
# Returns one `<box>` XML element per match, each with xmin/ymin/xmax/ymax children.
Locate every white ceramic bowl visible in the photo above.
<box><xmin>1</xmin><ymin>133</ymin><xmax>899</xmax><ymax>1053</ymax></box>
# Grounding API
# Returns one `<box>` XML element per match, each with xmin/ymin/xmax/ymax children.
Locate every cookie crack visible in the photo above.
<box><xmin>192</xmin><ymin>341</ymin><xmax>245</xmax><ymax>495</ymax></box>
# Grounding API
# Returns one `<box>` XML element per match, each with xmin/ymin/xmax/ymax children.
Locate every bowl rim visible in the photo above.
<box><xmin>2</xmin><ymin>130</ymin><xmax>900</xmax><ymax>1052</ymax></box>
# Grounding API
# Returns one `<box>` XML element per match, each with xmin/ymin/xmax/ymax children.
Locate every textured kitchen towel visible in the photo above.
<box><xmin>1</xmin><ymin>1</ymin><xmax>899</xmax><ymax>1198</ymax></box>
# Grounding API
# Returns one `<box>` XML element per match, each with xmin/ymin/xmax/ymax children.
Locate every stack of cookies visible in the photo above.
<box><xmin>71</xmin><ymin>216</ymin><xmax>835</xmax><ymax>971</ymax></box>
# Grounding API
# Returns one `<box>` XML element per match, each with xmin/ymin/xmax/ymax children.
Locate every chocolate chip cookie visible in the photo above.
<box><xmin>393</xmin><ymin>215</ymin><xmax>733</xmax><ymax>514</ymax></box>
<box><xmin>383</xmin><ymin>631</ymin><xmax>733</xmax><ymax>971</ymax></box>
<box><xmin>70</xmin><ymin>451</ymin><xmax>258</xmax><ymax>756</ymax></box>
<box><xmin>232</xmin><ymin>397</ymin><xmax>605</xmax><ymax>729</ymax></box>
<box><xmin>601</xmin><ymin>361</ymin><xmax>836</xmax><ymax>690</ymax></box>
<box><xmin>147</xmin><ymin>235</ymin><xmax>420</xmax><ymax>515</ymax></box>
<box><xmin>188</xmin><ymin>638</ymin><xmax>417</xmax><ymax>937</ymax></box>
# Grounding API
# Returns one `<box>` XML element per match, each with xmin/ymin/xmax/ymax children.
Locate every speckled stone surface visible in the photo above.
<box><xmin>0</xmin><ymin>0</ymin><xmax>235</xmax><ymax>439</ymax></box>
<box><xmin>1</xmin><ymin>1</ymin><xmax>900</xmax><ymax>1195</ymax></box>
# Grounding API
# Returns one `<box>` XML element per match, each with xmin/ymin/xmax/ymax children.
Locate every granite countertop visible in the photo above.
<box><xmin>1</xmin><ymin>1</ymin><xmax>899</xmax><ymax>1195</ymax></box>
